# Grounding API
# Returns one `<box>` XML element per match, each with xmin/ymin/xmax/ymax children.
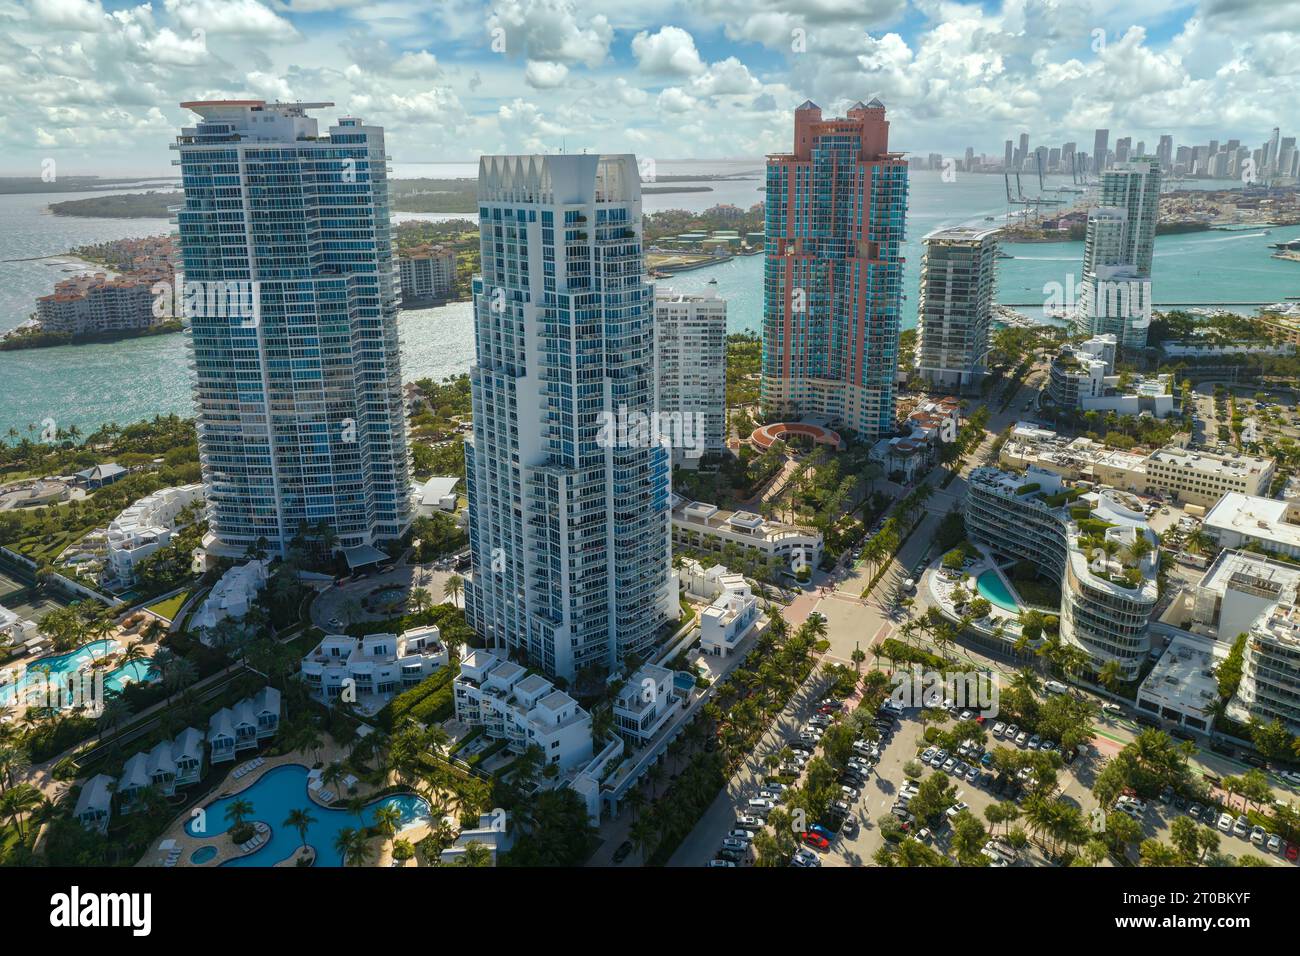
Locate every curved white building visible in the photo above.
<box><xmin>966</xmin><ymin>466</ymin><xmax>1159</xmax><ymax>680</ymax></box>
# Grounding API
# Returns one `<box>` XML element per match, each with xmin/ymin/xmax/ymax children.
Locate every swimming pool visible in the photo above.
<box><xmin>976</xmin><ymin>570</ymin><xmax>1021</xmax><ymax>613</ymax></box>
<box><xmin>190</xmin><ymin>845</ymin><xmax>218</xmax><ymax>864</ymax></box>
<box><xmin>186</xmin><ymin>764</ymin><xmax>431</xmax><ymax>867</ymax></box>
<box><xmin>0</xmin><ymin>639</ymin><xmax>160</xmax><ymax>706</ymax></box>
<box><xmin>0</xmin><ymin>639</ymin><xmax>116</xmax><ymax>706</ymax></box>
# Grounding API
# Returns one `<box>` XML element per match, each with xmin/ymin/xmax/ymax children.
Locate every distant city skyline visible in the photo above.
<box><xmin>3</xmin><ymin>0</ymin><xmax>1299</xmax><ymax>176</ymax></box>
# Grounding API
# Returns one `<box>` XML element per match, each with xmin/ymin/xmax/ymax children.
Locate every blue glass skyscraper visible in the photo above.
<box><xmin>172</xmin><ymin>101</ymin><xmax>411</xmax><ymax>559</ymax></box>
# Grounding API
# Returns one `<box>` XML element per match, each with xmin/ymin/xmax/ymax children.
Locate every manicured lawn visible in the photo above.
<box><xmin>146</xmin><ymin>590</ymin><xmax>190</xmax><ymax>622</ymax></box>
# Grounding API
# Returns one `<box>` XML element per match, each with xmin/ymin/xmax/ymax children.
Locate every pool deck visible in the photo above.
<box><xmin>141</xmin><ymin>737</ymin><xmax>435</xmax><ymax>868</ymax></box>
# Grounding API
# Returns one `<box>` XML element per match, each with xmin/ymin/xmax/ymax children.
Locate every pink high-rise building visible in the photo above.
<box><xmin>761</xmin><ymin>99</ymin><xmax>909</xmax><ymax>439</ymax></box>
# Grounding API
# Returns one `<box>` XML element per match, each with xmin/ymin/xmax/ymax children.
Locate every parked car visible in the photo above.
<box><xmin>612</xmin><ymin>841</ymin><xmax>633</xmax><ymax>864</ymax></box>
<box><xmin>808</xmin><ymin>824</ymin><xmax>835</xmax><ymax>842</ymax></box>
<box><xmin>728</xmin><ymin>829</ymin><xmax>755</xmax><ymax>843</ymax></box>
<box><xmin>840</xmin><ymin>785</ymin><xmax>861</xmax><ymax>800</ymax></box>
<box><xmin>721</xmin><ymin>837</ymin><xmax>749</xmax><ymax>853</ymax></box>
<box><xmin>1250</xmin><ymin>825</ymin><xmax>1267</xmax><ymax>845</ymax></box>
<box><xmin>801</xmin><ymin>832</ymin><xmax>830</xmax><ymax>851</ymax></box>
<box><xmin>992</xmin><ymin>722</ymin><xmax>1006</xmax><ymax>737</ymax></box>
<box><xmin>1267</xmin><ymin>833</ymin><xmax>1283</xmax><ymax>854</ymax></box>
<box><xmin>1217</xmin><ymin>812</ymin><xmax>1234</xmax><ymax>832</ymax></box>
<box><xmin>942</xmin><ymin>758</ymin><xmax>957</xmax><ymax>773</ymax></box>
<box><xmin>1015</xmin><ymin>731</ymin><xmax>1029</xmax><ymax>746</ymax></box>
<box><xmin>1028</xmin><ymin>734</ymin><xmax>1041</xmax><ymax>750</ymax></box>
<box><xmin>946</xmin><ymin>802</ymin><xmax>970</xmax><ymax>819</ymax></box>
<box><xmin>840</xmin><ymin>817</ymin><xmax>860</xmax><ymax>838</ymax></box>
<box><xmin>735</xmin><ymin>814</ymin><xmax>762</xmax><ymax>829</ymax></box>
<box><xmin>707</xmin><ymin>859</ymin><xmax>736</xmax><ymax>867</ymax></box>
<box><xmin>1234</xmin><ymin>815</ymin><xmax>1250</xmax><ymax>837</ymax></box>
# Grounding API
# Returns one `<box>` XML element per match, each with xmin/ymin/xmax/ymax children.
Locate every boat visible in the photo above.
<box><xmin>984</xmin><ymin>216</ymin><xmax>995</xmax><ymax>221</ymax></box>
<box><xmin>707</xmin><ymin>277</ymin><xmax>718</xmax><ymax>285</ymax></box>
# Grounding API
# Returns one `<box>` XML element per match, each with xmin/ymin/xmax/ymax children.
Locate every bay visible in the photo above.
<box><xmin>1</xmin><ymin>165</ymin><xmax>1296</xmax><ymax>440</ymax></box>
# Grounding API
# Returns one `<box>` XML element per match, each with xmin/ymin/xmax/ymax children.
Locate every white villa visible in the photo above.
<box><xmin>194</xmin><ymin>559</ymin><xmax>270</xmax><ymax>644</ymax></box>
<box><xmin>110</xmin><ymin>725</ymin><xmax>207</xmax><ymax>812</ymax></box>
<box><xmin>207</xmin><ymin>687</ymin><xmax>281</xmax><ymax>764</ymax></box>
<box><xmin>612</xmin><ymin>663</ymin><xmax>681</xmax><ymax>743</ymax></box>
<box><xmin>105</xmin><ymin>484</ymin><xmax>204</xmax><ymax>583</ymax></box>
<box><xmin>74</xmin><ymin>774</ymin><xmax>116</xmax><ymax>833</ymax></box>
<box><xmin>682</xmin><ymin>559</ymin><xmax>760</xmax><ymax>657</ymax></box>
<box><xmin>453</xmin><ymin>649</ymin><xmax>593</xmax><ymax>771</ymax></box>
<box><xmin>301</xmin><ymin>625</ymin><xmax>448</xmax><ymax>709</ymax></box>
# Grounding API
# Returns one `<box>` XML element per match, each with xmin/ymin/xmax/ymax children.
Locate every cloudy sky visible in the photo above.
<box><xmin>0</xmin><ymin>0</ymin><xmax>1295</xmax><ymax>175</ymax></box>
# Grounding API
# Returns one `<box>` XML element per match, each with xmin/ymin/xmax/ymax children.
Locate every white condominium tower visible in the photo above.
<box><xmin>172</xmin><ymin>101</ymin><xmax>411</xmax><ymax>559</ymax></box>
<box><xmin>654</xmin><ymin>288</ymin><xmax>727</xmax><ymax>465</ymax></box>
<box><xmin>915</xmin><ymin>225</ymin><xmax>998</xmax><ymax>390</ymax></box>
<box><xmin>463</xmin><ymin>154</ymin><xmax>675</xmax><ymax>682</ymax></box>
<box><xmin>1076</xmin><ymin>158</ymin><xmax>1161</xmax><ymax>349</ymax></box>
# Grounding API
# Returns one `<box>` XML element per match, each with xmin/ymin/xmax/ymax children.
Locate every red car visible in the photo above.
<box><xmin>1287</xmin><ymin>843</ymin><xmax>1298</xmax><ymax>863</ymax></box>
<box><xmin>801</xmin><ymin>832</ymin><xmax>830</xmax><ymax>851</ymax></box>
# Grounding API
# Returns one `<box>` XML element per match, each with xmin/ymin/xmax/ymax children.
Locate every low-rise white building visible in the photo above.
<box><xmin>612</xmin><ymin>663</ymin><xmax>681</xmax><ymax>743</ymax></box>
<box><xmin>414</xmin><ymin>476</ymin><xmax>460</xmax><ymax>517</ymax></box>
<box><xmin>686</xmin><ymin>562</ymin><xmax>760</xmax><ymax>657</ymax></box>
<box><xmin>1204</xmin><ymin>493</ymin><xmax>1300</xmax><ymax>559</ymax></box>
<box><xmin>207</xmin><ymin>687</ymin><xmax>281</xmax><ymax>764</ymax></box>
<box><xmin>301</xmin><ymin>625</ymin><xmax>447</xmax><ymax>708</ymax></box>
<box><xmin>670</xmin><ymin>495</ymin><xmax>822</xmax><ymax>572</ymax></box>
<box><xmin>1048</xmin><ymin>335</ymin><xmax>1173</xmax><ymax>416</ymax></box>
<box><xmin>194</xmin><ymin>559</ymin><xmax>269</xmax><ymax>644</ymax></box>
<box><xmin>453</xmin><ymin>649</ymin><xmax>593</xmax><ymax>771</ymax></box>
<box><xmin>105</xmin><ymin>484</ymin><xmax>204</xmax><ymax>583</ymax></box>
<box><xmin>1136</xmin><ymin>632</ymin><xmax>1227</xmax><ymax>732</ymax></box>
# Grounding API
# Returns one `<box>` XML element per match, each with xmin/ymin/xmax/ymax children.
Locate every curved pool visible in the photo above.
<box><xmin>0</xmin><ymin>639</ymin><xmax>161</xmax><ymax>707</ymax></box>
<box><xmin>976</xmin><ymin>570</ymin><xmax>1021</xmax><ymax>612</ymax></box>
<box><xmin>0</xmin><ymin>639</ymin><xmax>117</xmax><ymax>706</ymax></box>
<box><xmin>186</xmin><ymin>764</ymin><xmax>430</xmax><ymax>867</ymax></box>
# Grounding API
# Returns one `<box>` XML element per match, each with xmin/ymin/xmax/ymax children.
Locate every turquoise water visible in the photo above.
<box><xmin>190</xmin><ymin>845</ymin><xmax>217</xmax><ymax>864</ymax></box>
<box><xmin>185</xmin><ymin>764</ymin><xmax>431</xmax><ymax>867</ymax></box>
<box><xmin>976</xmin><ymin>571</ymin><xmax>1021</xmax><ymax>612</ymax></box>
<box><xmin>104</xmin><ymin>658</ymin><xmax>160</xmax><ymax>693</ymax></box>
<box><xmin>0</xmin><ymin>639</ymin><xmax>159</xmax><ymax>706</ymax></box>
<box><xmin>3</xmin><ymin>171</ymin><xmax>1295</xmax><ymax>440</ymax></box>
<box><xmin>0</xmin><ymin>638</ymin><xmax>115</xmax><ymax>705</ymax></box>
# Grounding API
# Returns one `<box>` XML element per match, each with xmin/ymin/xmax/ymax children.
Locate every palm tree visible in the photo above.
<box><xmin>0</xmin><ymin>783</ymin><xmax>42</xmax><ymax>838</ymax></box>
<box><xmin>373</xmin><ymin>804</ymin><xmax>403</xmax><ymax>853</ymax></box>
<box><xmin>284</xmin><ymin>807</ymin><xmax>316</xmax><ymax>849</ymax></box>
<box><xmin>333</xmin><ymin>827</ymin><xmax>370</xmax><ymax>867</ymax></box>
<box><xmin>409</xmin><ymin>587</ymin><xmax>433</xmax><ymax>614</ymax></box>
<box><xmin>225</xmin><ymin>798</ymin><xmax>254</xmax><ymax>829</ymax></box>
<box><xmin>443</xmin><ymin>574</ymin><xmax>464</xmax><ymax>607</ymax></box>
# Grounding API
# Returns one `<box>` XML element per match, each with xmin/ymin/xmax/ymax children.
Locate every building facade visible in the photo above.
<box><xmin>300</xmin><ymin>625</ymin><xmax>448</xmax><ymax>709</ymax></box>
<box><xmin>172</xmin><ymin>101</ymin><xmax>412</xmax><ymax>560</ymax></box>
<box><xmin>452</xmin><ymin>649</ymin><xmax>594</xmax><ymax>770</ymax></box>
<box><xmin>654</xmin><ymin>288</ymin><xmax>727</xmax><ymax>465</ymax></box>
<box><xmin>762</xmin><ymin>99</ymin><xmax>908</xmax><ymax>439</ymax></box>
<box><xmin>1076</xmin><ymin>159</ymin><xmax>1161</xmax><ymax>348</ymax></box>
<box><xmin>463</xmin><ymin>154</ymin><xmax>675</xmax><ymax>681</ymax></box>
<box><xmin>36</xmin><ymin>273</ymin><xmax>166</xmax><ymax>335</ymax></box>
<box><xmin>915</xmin><ymin>226</ymin><xmax>998</xmax><ymax>390</ymax></box>
<box><xmin>398</xmin><ymin>245</ymin><xmax>456</xmax><ymax>304</ymax></box>
<box><xmin>966</xmin><ymin>466</ymin><xmax>1159</xmax><ymax>680</ymax></box>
